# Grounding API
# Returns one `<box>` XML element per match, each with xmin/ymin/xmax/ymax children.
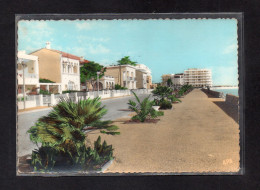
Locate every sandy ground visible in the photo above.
<box><xmin>87</xmin><ymin>89</ymin><xmax>240</xmax><ymax>173</ymax></box>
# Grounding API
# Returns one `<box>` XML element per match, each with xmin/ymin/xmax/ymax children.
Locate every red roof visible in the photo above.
<box><xmin>50</xmin><ymin>49</ymin><xmax>90</xmax><ymax>63</ymax></box>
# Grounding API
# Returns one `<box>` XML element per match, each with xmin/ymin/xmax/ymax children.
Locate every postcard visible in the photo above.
<box><xmin>16</xmin><ymin>14</ymin><xmax>242</xmax><ymax>175</ymax></box>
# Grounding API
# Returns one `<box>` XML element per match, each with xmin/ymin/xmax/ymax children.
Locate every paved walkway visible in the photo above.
<box><xmin>88</xmin><ymin>89</ymin><xmax>240</xmax><ymax>173</ymax></box>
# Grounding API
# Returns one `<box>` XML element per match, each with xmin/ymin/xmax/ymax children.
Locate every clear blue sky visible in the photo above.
<box><xmin>18</xmin><ymin>19</ymin><xmax>238</xmax><ymax>85</ymax></box>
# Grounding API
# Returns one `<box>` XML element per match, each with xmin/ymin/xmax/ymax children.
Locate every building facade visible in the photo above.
<box><xmin>184</xmin><ymin>68</ymin><xmax>212</xmax><ymax>87</ymax></box>
<box><xmin>161</xmin><ymin>74</ymin><xmax>173</xmax><ymax>86</ymax></box>
<box><xmin>104</xmin><ymin>65</ymin><xmax>137</xmax><ymax>89</ymax></box>
<box><xmin>171</xmin><ymin>73</ymin><xmax>184</xmax><ymax>88</ymax></box>
<box><xmin>135</xmin><ymin>64</ymin><xmax>152</xmax><ymax>89</ymax></box>
<box><xmin>17</xmin><ymin>51</ymin><xmax>40</xmax><ymax>96</ymax></box>
<box><xmin>30</xmin><ymin>42</ymin><xmax>87</xmax><ymax>91</ymax></box>
<box><xmin>136</xmin><ymin>70</ymin><xmax>147</xmax><ymax>89</ymax></box>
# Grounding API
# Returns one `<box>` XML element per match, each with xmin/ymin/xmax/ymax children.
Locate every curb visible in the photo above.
<box><xmin>98</xmin><ymin>159</ymin><xmax>114</xmax><ymax>173</ymax></box>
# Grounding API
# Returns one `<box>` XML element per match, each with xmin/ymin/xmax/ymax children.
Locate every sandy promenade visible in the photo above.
<box><xmin>87</xmin><ymin>89</ymin><xmax>240</xmax><ymax>173</ymax></box>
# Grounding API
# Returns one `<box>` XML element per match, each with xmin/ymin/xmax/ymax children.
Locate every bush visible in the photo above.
<box><xmin>159</xmin><ymin>99</ymin><xmax>172</xmax><ymax>110</ymax></box>
<box><xmin>168</xmin><ymin>95</ymin><xmax>181</xmax><ymax>103</ymax></box>
<box><xmin>115</xmin><ymin>84</ymin><xmax>127</xmax><ymax>90</ymax></box>
<box><xmin>39</xmin><ymin>78</ymin><xmax>55</xmax><ymax>83</ymax></box>
<box><xmin>28</xmin><ymin>98</ymin><xmax>119</xmax><ymax>171</ymax></box>
<box><xmin>39</xmin><ymin>89</ymin><xmax>50</xmax><ymax>95</ymax></box>
<box><xmin>152</xmin><ymin>86</ymin><xmax>173</xmax><ymax>100</ymax></box>
<box><xmin>62</xmin><ymin>90</ymin><xmax>82</xmax><ymax>94</ymax></box>
<box><xmin>128</xmin><ymin>91</ymin><xmax>163</xmax><ymax>122</ymax></box>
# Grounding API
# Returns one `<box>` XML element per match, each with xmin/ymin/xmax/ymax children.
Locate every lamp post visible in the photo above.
<box><xmin>97</xmin><ymin>71</ymin><xmax>101</xmax><ymax>94</ymax></box>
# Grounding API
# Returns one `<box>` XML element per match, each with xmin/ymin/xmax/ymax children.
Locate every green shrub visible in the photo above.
<box><xmin>159</xmin><ymin>100</ymin><xmax>172</xmax><ymax>110</ymax></box>
<box><xmin>62</xmin><ymin>90</ymin><xmax>82</xmax><ymax>94</ymax></box>
<box><xmin>39</xmin><ymin>78</ymin><xmax>55</xmax><ymax>83</ymax></box>
<box><xmin>128</xmin><ymin>91</ymin><xmax>163</xmax><ymax>122</ymax></box>
<box><xmin>39</xmin><ymin>89</ymin><xmax>50</xmax><ymax>95</ymax></box>
<box><xmin>152</xmin><ymin>86</ymin><xmax>173</xmax><ymax>100</ymax></box>
<box><xmin>115</xmin><ymin>84</ymin><xmax>127</xmax><ymax>90</ymax></box>
<box><xmin>28</xmin><ymin>98</ymin><xmax>119</xmax><ymax>171</ymax></box>
<box><xmin>168</xmin><ymin>95</ymin><xmax>181</xmax><ymax>103</ymax></box>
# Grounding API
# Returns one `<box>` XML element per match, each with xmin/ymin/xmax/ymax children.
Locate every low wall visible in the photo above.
<box><xmin>225</xmin><ymin>94</ymin><xmax>239</xmax><ymax>107</ymax></box>
<box><xmin>202</xmin><ymin>88</ymin><xmax>239</xmax><ymax>109</ymax></box>
<box><xmin>18</xmin><ymin>100</ymin><xmax>37</xmax><ymax>109</ymax></box>
<box><xmin>201</xmin><ymin>89</ymin><xmax>225</xmax><ymax>99</ymax></box>
<box><xmin>18</xmin><ymin>89</ymin><xmax>152</xmax><ymax>110</ymax></box>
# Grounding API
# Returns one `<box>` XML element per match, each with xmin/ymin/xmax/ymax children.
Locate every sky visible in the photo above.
<box><xmin>18</xmin><ymin>19</ymin><xmax>238</xmax><ymax>85</ymax></box>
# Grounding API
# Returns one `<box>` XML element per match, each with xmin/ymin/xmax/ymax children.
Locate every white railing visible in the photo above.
<box><xmin>17</xmin><ymin>89</ymin><xmax>152</xmax><ymax>110</ymax></box>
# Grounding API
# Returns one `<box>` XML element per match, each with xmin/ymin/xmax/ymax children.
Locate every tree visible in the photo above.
<box><xmin>117</xmin><ymin>56</ymin><xmax>137</xmax><ymax>66</ymax></box>
<box><xmin>80</xmin><ymin>61</ymin><xmax>106</xmax><ymax>91</ymax></box>
<box><xmin>167</xmin><ymin>78</ymin><xmax>173</xmax><ymax>87</ymax></box>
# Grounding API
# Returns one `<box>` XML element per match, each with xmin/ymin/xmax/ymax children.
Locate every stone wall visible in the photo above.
<box><xmin>225</xmin><ymin>94</ymin><xmax>239</xmax><ymax>107</ymax></box>
<box><xmin>201</xmin><ymin>89</ymin><xmax>224</xmax><ymax>98</ymax></box>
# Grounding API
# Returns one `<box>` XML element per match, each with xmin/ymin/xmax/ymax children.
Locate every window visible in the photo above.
<box><xmin>68</xmin><ymin>81</ymin><xmax>74</xmax><ymax>90</ymax></box>
<box><xmin>73</xmin><ymin>66</ymin><xmax>77</xmax><ymax>74</ymax></box>
<box><xmin>68</xmin><ymin>65</ymin><xmax>72</xmax><ymax>73</ymax></box>
<box><xmin>63</xmin><ymin>64</ymin><xmax>66</xmax><ymax>73</ymax></box>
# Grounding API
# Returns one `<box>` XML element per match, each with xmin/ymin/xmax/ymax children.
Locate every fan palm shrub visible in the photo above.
<box><xmin>128</xmin><ymin>91</ymin><xmax>163</xmax><ymax>122</ymax></box>
<box><xmin>38</xmin><ymin>97</ymin><xmax>119</xmax><ymax>134</ymax></box>
<box><xmin>152</xmin><ymin>86</ymin><xmax>173</xmax><ymax>100</ymax></box>
<box><xmin>28</xmin><ymin>97</ymin><xmax>118</xmax><ymax>171</ymax></box>
<box><xmin>168</xmin><ymin>95</ymin><xmax>181</xmax><ymax>103</ymax></box>
<box><xmin>159</xmin><ymin>99</ymin><xmax>172</xmax><ymax>110</ymax></box>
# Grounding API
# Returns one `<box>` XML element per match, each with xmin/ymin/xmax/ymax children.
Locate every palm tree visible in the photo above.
<box><xmin>117</xmin><ymin>56</ymin><xmax>137</xmax><ymax>66</ymax></box>
<box><xmin>128</xmin><ymin>91</ymin><xmax>163</xmax><ymax>122</ymax></box>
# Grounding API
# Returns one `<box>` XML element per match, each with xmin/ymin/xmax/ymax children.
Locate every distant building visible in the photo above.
<box><xmin>161</xmin><ymin>74</ymin><xmax>173</xmax><ymax>86</ymax></box>
<box><xmin>135</xmin><ymin>64</ymin><xmax>152</xmax><ymax>89</ymax></box>
<box><xmin>150</xmin><ymin>83</ymin><xmax>158</xmax><ymax>89</ymax></box>
<box><xmin>184</xmin><ymin>68</ymin><xmax>212</xmax><ymax>87</ymax></box>
<box><xmin>171</xmin><ymin>73</ymin><xmax>184</xmax><ymax>88</ymax></box>
<box><xmin>30</xmin><ymin>42</ymin><xmax>89</xmax><ymax>91</ymax></box>
<box><xmin>104</xmin><ymin>65</ymin><xmax>137</xmax><ymax>89</ymax></box>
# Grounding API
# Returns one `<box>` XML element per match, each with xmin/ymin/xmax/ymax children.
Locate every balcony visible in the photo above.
<box><xmin>123</xmin><ymin>76</ymin><xmax>136</xmax><ymax>81</ymax></box>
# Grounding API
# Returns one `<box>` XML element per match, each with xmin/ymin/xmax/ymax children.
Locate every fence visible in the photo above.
<box><xmin>17</xmin><ymin>89</ymin><xmax>153</xmax><ymax>110</ymax></box>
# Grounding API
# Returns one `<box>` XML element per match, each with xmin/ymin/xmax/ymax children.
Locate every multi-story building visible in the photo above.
<box><xmin>30</xmin><ymin>42</ymin><xmax>88</xmax><ymax>91</ymax></box>
<box><xmin>184</xmin><ymin>68</ymin><xmax>212</xmax><ymax>87</ymax></box>
<box><xmin>17</xmin><ymin>51</ymin><xmax>40</xmax><ymax>96</ymax></box>
<box><xmin>136</xmin><ymin>70</ymin><xmax>147</xmax><ymax>89</ymax></box>
<box><xmin>104</xmin><ymin>65</ymin><xmax>137</xmax><ymax>89</ymax></box>
<box><xmin>91</xmin><ymin>75</ymin><xmax>115</xmax><ymax>90</ymax></box>
<box><xmin>161</xmin><ymin>74</ymin><xmax>173</xmax><ymax>86</ymax></box>
<box><xmin>135</xmin><ymin>64</ymin><xmax>152</xmax><ymax>89</ymax></box>
<box><xmin>171</xmin><ymin>73</ymin><xmax>184</xmax><ymax>88</ymax></box>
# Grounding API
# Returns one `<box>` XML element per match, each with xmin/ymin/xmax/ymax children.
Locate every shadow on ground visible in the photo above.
<box><xmin>212</xmin><ymin>101</ymin><xmax>239</xmax><ymax>124</ymax></box>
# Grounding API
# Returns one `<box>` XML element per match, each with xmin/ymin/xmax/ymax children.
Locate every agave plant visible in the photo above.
<box><xmin>128</xmin><ymin>91</ymin><xmax>163</xmax><ymax>122</ymax></box>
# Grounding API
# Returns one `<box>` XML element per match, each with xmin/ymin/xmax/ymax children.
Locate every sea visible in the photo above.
<box><xmin>212</xmin><ymin>88</ymin><xmax>238</xmax><ymax>96</ymax></box>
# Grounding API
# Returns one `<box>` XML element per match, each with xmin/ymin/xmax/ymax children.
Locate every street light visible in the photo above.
<box><xmin>97</xmin><ymin>71</ymin><xmax>101</xmax><ymax>94</ymax></box>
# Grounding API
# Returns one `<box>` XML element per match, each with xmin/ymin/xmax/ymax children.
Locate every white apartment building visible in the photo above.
<box><xmin>184</xmin><ymin>68</ymin><xmax>212</xmax><ymax>87</ymax></box>
<box><xmin>17</xmin><ymin>51</ymin><xmax>40</xmax><ymax>96</ymax></box>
